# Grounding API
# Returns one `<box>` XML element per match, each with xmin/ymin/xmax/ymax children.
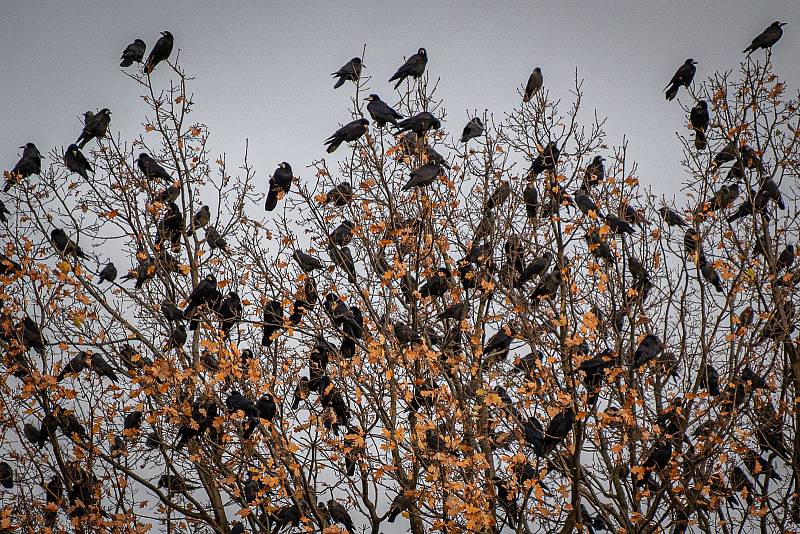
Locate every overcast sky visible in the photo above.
<box><xmin>1</xmin><ymin>1</ymin><xmax>797</xmax><ymax>200</ymax></box>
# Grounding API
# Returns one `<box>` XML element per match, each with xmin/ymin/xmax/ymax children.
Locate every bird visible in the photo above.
<box><xmin>461</xmin><ymin>118</ymin><xmax>484</xmax><ymax>143</ymax></box>
<box><xmin>164</xmin><ymin>323</ymin><xmax>187</xmax><ymax>351</ymax></box>
<box><xmin>542</xmin><ymin>406</ymin><xmax>575</xmax><ymax>455</ymax></box>
<box><xmin>529</xmin><ymin>142</ymin><xmax>559</xmax><ymax>176</ymax></box>
<box><xmin>0</xmin><ymin>463</ymin><xmax>13</xmax><ymax>489</ymax></box>
<box><xmin>574</xmin><ymin>191</ymin><xmax>603</xmax><ymax>218</ymax></box>
<box><xmin>325</xmin><ymin>118</ymin><xmax>369</xmax><ymax>153</ymax></box>
<box><xmin>394</xmin><ymin>112</ymin><xmax>441</xmax><ymax>136</ymax></box>
<box><xmin>327</xmin><ymin>499</ymin><xmax>356</xmax><ymax>534</ymax></box>
<box><xmin>389</xmin><ymin>47</ymin><xmax>428</xmax><ymax>89</ymax></box>
<box><xmin>332</xmin><ymin>57</ymin><xmax>363</xmax><ymax>89</ymax></box>
<box><xmin>636</xmin><ymin>441</ymin><xmax>673</xmax><ymax>487</ymax></box>
<box><xmin>523</xmin><ymin>67</ymin><xmax>543</xmax><ymax>102</ymax></box>
<box><xmin>161</xmin><ymin>299</ymin><xmax>184</xmax><ymax>323</ymax></box>
<box><xmin>189</xmin><ymin>205</ymin><xmax>210</xmax><ymax>234</ymax></box>
<box><xmin>665</xmin><ymin>59</ymin><xmax>697</xmax><ymax>101</ymax></box>
<box><xmin>120</xmin><ymin>39</ymin><xmax>146</xmax><ymax>67</ymax></box>
<box><xmin>523</xmin><ymin>185</ymin><xmax>539</xmax><ymax>219</ymax></box>
<box><xmin>76</xmin><ymin>108</ymin><xmax>111</xmax><ymax>149</ymax></box>
<box><xmin>157</xmin><ymin>474</ymin><xmax>197</xmax><ymax>493</ymax></box>
<box><xmin>98</xmin><ymin>262</ymin><xmax>117</xmax><ymax>284</ymax></box>
<box><xmin>265</xmin><ymin>162</ymin><xmax>293</xmax><ymax>211</ymax></box>
<box><xmin>388</xmin><ymin>492</ymin><xmax>413</xmax><ymax>523</ymax></box>
<box><xmin>658</xmin><ymin>207</ymin><xmax>688</xmax><ymax>227</ymax></box>
<box><xmin>57</xmin><ymin>352</ymin><xmax>87</xmax><ymax>382</ymax></box>
<box><xmin>325</xmin><ymin>182</ymin><xmax>354</xmax><ymax>206</ymax></box>
<box><xmin>123</xmin><ymin>411</ymin><xmax>142</xmax><ymax>432</ymax></box>
<box><xmin>605</xmin><ymin>214</ymin><xmax>635</xmax><ymax>235</ymax></box>
<box><xmin>217</xmin><ymin>292</ymin><xmax>242</xmax><ymax>338</ymax></box>
<box><xmin>63</xmin><ymin>144</ymin><xmax>92</xmax><ymax>180</ymax></box>
<box><xmin>90</xmin><ymin>353</ymin><xmax>118</xmax><ymax>382</ymax></box>
<box><xmin>137</xmin><ymin>153</ymin><xmax>172</xmax><ymax>182</ymax></box>
<box><xmin>293</xmin><ymin>249</ymin><xmax>324</xmax><ymax>272</ymax></box>
<box><xmin>438</xmin><ymin>302</ymin><xmax>467</xmax><ymax>321</ymax></box>
<box><xmin>690</xmin><ymin>101</ymin><xmax>710</xmax><ymax>150</ymax></box>
<box><xmin>632</xmin><ymin>334</ymin><xmax>662</xmax><ymax>369</ymax></box>
<box><xmin>0</xmin><ymin>200</ymin><xmax>8</xmax><ymax>223</ymax></box>
<box><xmin>291</xmin><ymin>376</ymin><xmax>310</xmax><ymax>409</ymax></box>
<box><xmin>365</xmin><ymin>94</ymin><xmax>402</xmax><ymax>127</ymax></box>
<box><xmin>402</xmin><ymin>162</ymin><xmax>442</xmax><ymax>191</ymax></box>
<box><xmin>777</xmin><ymin>245</ymin><xmax>795</xmax><ymax>271</ymax></box>
<box><xmin>4</xmin><ymin>143</ymin><xmax>42</xmax><ymax>191</ymax></box>
<box><xmin>51</xmin><ymin>228</ymin><xmax>86</xmax><ymax>259</ymax></box>
<box><xmin>204</xmin><ymin>226</ymin><xmax>228</xmax><ymax>254</ymax></box>
<box><xmin>262</xmin><ymin>299</ymin><xmax>284</xmax><ymax>346</ymax></box>
<box><xmin>483</xmin><ymin>325</ymin><xmax>515</xmax><ymax>364</ymax></box>
<box><xmin>706</xmin><ymin>184</ymin><xmax>740</xmax><ymax>212</ymax></box>
<box><xmin>145</xmin><ymin>31</ymin><xmax>174</xmax><ymax>74</ymax></box>
<box><xmin>530</xmin><ymin>269</ymin><xmax>561</xmax><ymax>300</ymax></box>
<box><xmin>182</xmin><ymin>274</ymin><xmax>218</xmax><ymax>318</ymax></box>
<box><xmin>582</xmin><ymin>156</ymin><xmax>605</xmax><ymax>188</ymax></box>
<box><xmin>699</xmin><ymin>258</ymin><xmax>724</xmax><ymax>292</ymax></box>
<box><xmin>744</xmin><ymin>21</ymin><xmax>786</xmax><ymax>55</ymax></box>
<box><xmin>330</xmin><ymin>220</ymin><xmax>354</xmax><ymax>246</ymax></box>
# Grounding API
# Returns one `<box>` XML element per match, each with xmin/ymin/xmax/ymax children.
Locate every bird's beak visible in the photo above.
<box><xmin>19</xmin><ymin>146</ymin><xmax>25</xmax><ymax>149</ymax></box>
<box><xmin>780</xmin><ymin>22</ymin><xmax>787</xmax><ymax>26</ymax></box>
<box><xmin>693</xmin><ymin>61</ymin><xmax>698</xmax><ymax>65</ymax></box>
<box><xmin>363</xmin><ymin>97</ymin><xmax>370</xmax><ymax>101</ymax></box>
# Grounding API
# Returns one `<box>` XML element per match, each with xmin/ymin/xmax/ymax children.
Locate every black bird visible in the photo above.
<box><xmin>388</xmin><ymin>492</ymin><xmax>412</xmax><ymax>523</ymax></box>
<box><xmin>217</xmin><ymin>292</ymin><xmax>242</xmax><ymax>338</ymax></box>
<box><xmin>777</xmin><ymin>245</ymin><xmax>795</xmax><ymax>271</ymax></box>
<box><xmin>744</xmin><ymin>21</ymin><xmax>786</xmax><ymax>54</ymax></box>
<box><xmin>76</xmin><ymin>108</ymin><xmax>111</xmax><ymax>148</ymax></box>
<box><xmin>51</xmin><ymin>228</ymin><xmax>86</xmax><ymax>259</ymax></box>
<box><xmin>293</xmin><ymin>249</ymin><xmax>324</xmax><ymax>272</ymax></box>
<box><xmin>0</xmin><ymin>200</ymin><xmax>8</xmax><ymax>223</ymax></box>
<box><xmin>262</xmin><ymin>299</ymin><xmax>284</xmax><ymax>346</ymax></box>
<box><xmin>4</xmin><ymin>143</ymin><xmax>42</xmax><ymax>191</ymax></box>
<box><xmin>574</xmin><ymin>191</ymin><xmax>603</xmax><ymax>218</ymax></box>
<box><xmin>158</xmin><ymin>474</ymin><xmax>197</xmax><ymax>493</ymax></box>
<box><xmin>265</xmin><ymin>162</ymin><xmax>293</xmax><ymax>211</ymax></box>
<box><xmin>182</xmin><ymin>274</ymin><xmax>218</xmax><ymax>317</ymax></box>
<box><xmin>402</xmin><ymin>162</ymin><xmax>442</xmax><ymax>190</ymax></box>
<box><xmin>325</xmin><ymin>118</ymin><xmax>369</xmax><ymax>153</ymax></box>
<box><xmin>164</xmin><ymin>322</ymin><xmax>187</xmax><ymax>351</ymax></box>
<box><xmin>137</xmin><ymin>153</ymin><xmax>172</xmax><ymax>182</ymax></box>
<box><xmin>123</xmin><ymin>411</ymin><xmax>142</xmax><ymax>431</ymax></box>
<box><xmin>419</xmin><ymin>267</ymin><xmax>451</xmax><ymax>298</ymax></box>
<box><xmin>658</xmin><ymin>207</ymin><xmax>688</xmax><ymax>227</ymax></box>
<box><xmin>583</xmin><ymin>156</ymin><xmax>605</xmax><ymax>187</ymax></box>
<box><xmin>743</xmin><ymin>449</ymin><xmax>782</xmax><ymax>481</ymax></box>
<box><xmin>90</xmin><ymin>353</ymin><xmax>117</xmax><ymax>382</ymax></box>
<box><xmin>461</xmin><ymin>118</ymin><xmax>484</xmax><ymax>143</ymax></box>
<box><xmin>605</xmin><ymin>214</ymin><xmax>635</xmax><ymax>235</ymax></box>
<box><xmin>98</xmin><ymin>262</ymin><xmax>117</xmax><ymax>284</ymax></box>
<box><xmin>394</xmin><ymin>111</ymin><xmax>441</xmax><ymax>137</ymax></box>
<box><xmin>156</xmin><ymin>201</ymin><xmax>185</xmax><ymax>251</ymax></box>
<box><xmin>325</xmin><ymin>182</ymin><xmax>354</xmax><ymax>206</ymax></box>
<box><xmin>389</xmin><ymin>47</ymin><xmax>428</xmax><ymax>89</ymax></box>
<box><xmin>120</xmin><ymin>39</ymin><xmax>146</xmax><ymax>67</ymax></box>
<box><xmin>186</xmin><ymin>205</ymin><xmax>211</xmax><ymax>236</ymax></box>
<box><xmin>530</xmin><ymin>269</ymin><xmax>561</xmax><ymax>300</ymax></box>
<box><xmin>690</xmin><ymin>100</ymin><xmax>710</xmax><ymax>150</ymax></box>
<box><xmin>529</xmin><ymin>142</ymin><xmax>559</xmax><ymax>176</ymax></box>
<box><xmin>365</xmin><ymin>94</ymin><xmax>402</xmax><ymax>127</ymax></box>
<box><xmin>627</xmin><ymin>256</ymin><xmax>649</xmax><ymax>281</ymax></box>
<box><xmin>145</xmin><ymin>31</ymin><xmax>174</xmax><ymax>74</ymax></box>
<box><xmin>63</xmin><ymin>144</ymin><xmax>93</xmax><ymax>180</ymax></box>
<box><xmin>57</xmin><ymin>352</ymin><xmax>88</xmax><ymax>382</ymax></box>
<box><xmin>632</xmin><ymin>334</ymin><xmax>662</xmax><ymax>369</ymax></box>
<box><xmin>332</xmin><ymin>57</ymin><xmax>363</xmax><ymax>89</ymax></box>
<box><xmin>226</xmin><ymin>391</ymin><xmax>259</xmax><ymax>419</ymax></box>
<box><xmin>438</xmin><ymin>302</ymin><xmax>467</xmax><ymax>321</ymax></box>
<box><xmin>292</xmin><ymin>376</ymin><xmax>310</xmax><ymax>409</ymax></box>
<box><xmin>483</xmin><ymin>325</ymin><xmax>515</xmax><ymax>364</ymax></box>
<box><xmin>706</xmin><ymin>183</ymin><xmax>740</xmax><ymax>212</ymax></box>
<box><xmin>523</xmin><ymin>184</ymin><xmax>539</xmax><ymax>219</ymax></box>
<box><xmin>684</xmin><ymin>229</ymin><xmax>700</xmax><ymax>256</ymax></box>
<box><xmin>636</xmin><ymin>441</ymin><xmax>673</xmax><ymax>487</ymax></box>
<box><xmin>523</xmin><ymin>67</ymin><xmax>543</xmax><ymax>102</ymax></box>
<box><xmin>665</xmin><ymin>59</ymin><xmax>697</xmax><ymax>101</ymax></box>
<box><xmin>21</xmin><ymin>316</ymin><xmax>47</xmax><ymax>355</ymax></box>
<box><xmin>0</xmin><ymin>463</ymin><xmax>13</xmax><ymax>489</ymax></box>
<box><xmin>330</xmin><ymin>220</ymin><xmax>354</xmax><ymax>246</ymax></box>
<box><xmin>542</xmin><ymin>406</ymin><xmax>575</xmax><ymax>455</ymax></box>
<box><xmin>699</xmin><ymin>258</ymin><xmax>724</xmax><ymax>292</ymax></box>
<box><xmin>204</xmin><ymin>225</ymin><xmax>228</xmax><ymax>254</ymax></box>
<box><xmin>327</xmin><ymin>499</ymin><xmax>356</xmax><ymax>534</ymax></box>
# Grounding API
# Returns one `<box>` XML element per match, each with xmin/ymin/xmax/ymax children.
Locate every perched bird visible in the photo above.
<box><xmin>325</xmin><ymin>118</ymin><xmax>369</xmax><ymax>153</ymax></box>
<box><xmin>394</xmin><ymin>111</ymin><xmax>441</xmax><ymax>136</ymax></box>
<box><xmin>332</xmin><ymin>57</ymin><xmax>363</xmax><ymax>89</ymax></box>
<box><xmin>699</xmin><ymin>258</ymin><xmax>724</xmax><ymax>292</ymax></box>
<box><xmin>325</xmin><ymin>182</ymin><xmax>354</xmax><ymax>206</ymax></box>
<box><xmin>530</xmin><ymin>269</ymin><xmax>561</xmax><ymax>300</ymax></box>
<box><xmin>330</xmin><ymin>220</ymin><xmax>355</xmax><ymax>246</ymax></box>
<box><xmin>632</xmin><ymin>334</ymin><xmax>662</xmax><ymax>369</ymax></box>
<box><xmin>542</xmin><ymin>406</ymin><xmax>575</xmax><ymax>455</ymax></box>
<box><xmin>658</xmin><ymin>207</ymin><xmax>688</xmax><ymax>227</ymax></box>
<box><xmin>388</xmin><ymin>492</ymin><xmax>413</xmax><ymax>523</ymax></box>
<box><xmin>292</xmin><ymin>376</ymin><xmax>310</xmax><ymax>409</ymax></box>
<box><xmin>262</xmin><ymin>299</ymin><xmax>284</xmax><ymax>346</ymax></box>
<box><xmin>120</xmin><ymin>39</ymin><xmax>146</xmax><ymax>67</ymax></box>
<box><xmin>164</xmin><ymin>323</ymin><xmax>187</xmax><ymax>351</ymax></box>
<box><xmin>182</xmin><ymin>274</ymin><xmax>218</xmax><ymax>317</ymax></box>
<box><xmin>389</xmin><ymin>47</ymin><xmax>428</xmax><ymax>89</ymax></box>
<box><xmin>204</xmin><ymin>226</ymin><xmax>228</xmax><ymax>254</ymax></box>
<box><xmin>684</xmin><ymin>229</ymin><xmax>700</xmax><ymax>256</ymax></box>
<box><xmin>744</xmin><ymin>21</ymin><xmax>786</xmax><ymax>55</ymax></box>
<box><xmin>57</xmin><ymin>352</ymin><xmax>87</xmax><ymax>382</ymax></box>
<box><xmin>51</xmin><ymin>228</ymin><xmax>87</xmax><ymax>259</ymax></box>
<box><xmin>523</xmin><ymin>67</ymin><xmax>543</xmax><ymax>102</ymax></box>
<box><xmin>137</xmin><ymin>153</ymin><xmax>172</xmax><ymax>182</ymax></box>
<box><xmin>161</xmin><ymin>299</ymin><xmax>184</xmax><ymax>323</ymax></box>
<box><xmin>706</xmin><ymin>183</ymin><xmax>740</xmax><ymax>212</ymax></box>
<box><xmin>21</xmin><ymin>316</ymin><xmax>47</xmax><ymax>355</ymax></box>
<box><xmin>777</xmin><ymin>245</ymin><xmax>795</xmax><ymax>272</ymax></box>
<box><xmin>665</xmin><ymin>59</ymin><xmax>697</xmax><ymax>101</ymax></box>
<box><xmin>90</xmin><ymin>353</ymin><xmax>118</xmax><ymax>382</ymax></box>
<box><xmin>574</xmin><ymin>191</ymin><xmax>603</xmax><ymax>218</ymax></box>
<box><xmin>636</xmin><ymin>441</ymin><xmax>673</xmax><ymax>487</ymax></box>
<box><xmin>438</xmin><ymin>302</ymin><xmax>467</xmax><ymax>321</ymax></box>
<box><xmin>0</xmin><ymin>200</ymin><xmax>8</xmax><ymax>223</ymax></box>
<box><xmin>402</xmin><ymin>162</ymin><xmax>442</xmax><ymax>191</ymax></box>
<box><xmin>293</xmin><ymin>249</ymin><xmax>324</xmax><ymax>272</ymax></box>
<box><xmin>327</xmin><ymin>499</ymin><xmax>356</xmax><ymax>534</ymax></box>
<box><xmin>98</xmin><ymin>262</ymin><xmax>117</xmax><ymax>284</ymax></box>
<box><xmin>123</xmin><ymin>411</ymin><xmax>142</xmax><ymax>431</ymax></box>
<box><xmin>217</xmin><ymin>292</ymin><xmax>242</xmax><ymax>338</ymax></box>
<box><xmin>157</xmin><ymin>474</ymin><xmax>197</xmax><ymax>493</ymax></box>
<box><xmin>523</xmin><ymin>185</ymin><xmax>539</xmax><ymax>219</ymax></box>
<box><xmin>145</xmin><ymin>31</ymin><xmax>174</xmax><ymax>74</ymax></box>
<box><xmin>483</xmin><ymin>325</ymin><xmax>515</xmax><ymax>364</ymax></box>
<box><xmin>699</xmin><ymin>363</ymin><xmax>720</xmax><ymax>396</ymax></box>
<box><xmin>4</xmin><ymin>143</ymin><xmax>42</xmax><ymax>191</ymax></box>
<box><xmin>189</xmin><ymin>205</ymin><xmax>210</xmax><ymax>234</ymax></box>
<box><xmin>365</xmin><ymin>94</ymin><xmax>402</xmax><ymax>127</ymax></box>
<box><xmin>461</xmin><ymin>118</ymin><xmax>484</xmax><ymax>143</ymax></box>
<box><xmin>529</xmin><ymin>142</ymin><xmax>559</xmax><ymax>176</ymax></box>
<box><xmin>63</xmin><ymin>144</ymin><xmax>93</xmax><ymax>180</ymax></box>
<box><xmin>76</xmin><ymin>108</ymin><xmax>111</xmax><ymax>149</ymax></box>
<box><xmin>265</xmin><ymin>162</ymin><xmax>293</xmax><ymax>211</ymax></box>
<box><xmin>0</xmin><ymin>463</ymin><xmax>13</xmax><ymax>489</ymax></box>
<box><xmin>605</xmin><ymin>214</ymin><xmax>635</xmax><ymax>235</ymax></box>
<box><xmin>583</xmin><ymin>156</ymin><xmax>605</xmax><ymax>188</ymax></box>
<box><xmin>690</xmin><ymin>101</ymin><xmax>710</xmax><ymax>150</ymax></box>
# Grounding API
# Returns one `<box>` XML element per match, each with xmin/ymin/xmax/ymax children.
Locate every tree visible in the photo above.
<box><xmin>0</xmin><ymin>46</ymin><xmax>798</xmax><ymax>534</ymax></box>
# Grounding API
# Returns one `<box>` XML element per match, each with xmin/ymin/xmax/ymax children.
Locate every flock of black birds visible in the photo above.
<box><xmin>0</xmin><ymin>18</ymin><xmax>794</xmax><ymax>533</ymax></box>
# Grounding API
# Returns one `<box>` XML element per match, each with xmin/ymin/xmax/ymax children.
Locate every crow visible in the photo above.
<box><xmin>523</xmin><ymin>67</ymin><xmax>543</xmax><ymax>102</ymax></box>
<box><xmin>325</xmin><ymin>118</ymin><xmax>369</xmax><ymax>153</ymax></box>
<box><xmin>665</xmin><ymin>59</ymin><xmax>697</xmax><ymax>101</ymax></box>
<box><xmin>51</xmin><ymin>228</ymin><xmax>86</xmax><ymax>259</ymax></box>
<box><xmin>265</xmin><ymin>162</ymin><xmax>293</xmax><ymax>211</ymax></box>
<box><xmin>63</xmin><ymin>144</ymin><xmax>93</xmax><ymax>180</ymax></box>
<box><xmin>217</xmin><ymin>292</ymin><xmax>242</xmax><ymax>338</ymax></box>
<box><xmin>98</xmin><ymin>262</ymin><xmax>117</xmax><ymax>284</ymax></box>
<box><xmin>182</xmin><ymin>274</ymin><xmax>218</xmax><ymax>317</ymax></box>
<box><xmin>658</xmin><ymin>207</ymin><xmax>688</xmax><ymax>227</ymax></box>
<box><xmin>394</xmin><ymin>111</ymin><xmax>441</xmax><ymax>136</ymax></box>
<box><xmin>137</xmin><ymin>153</ymin><xmax>172</xmax><ymax>182</ymax></box>
<box><xmin>744</xmin><ymin>21</ymin><xmax>786</xmax><ymax>54</ymax></box>
<box><xmin>402</xmin><ymin>162</ymin><xmax>442</xmax><ymax>190</ymax></box>
<box><xmin>76</xmin><ymin>108</ymin><xmax>111</xmax><ymax>148</ymax></box>
<box><xmin>293</xmin><ymin>249</ymin><xmax>324</xmax><ymax>271</ymax></box>
<box><xmin>523</xmin><ymin>185</ymin><xmax>539</xmax><ymax>218</ymax></box>
<box><xmin>325</xmin><ymin>182</ymin><xmax>354</xmax><ymax>206</ymax></box>
<box><xmin>632</xmin><ymin>334</ymin><xmax>662</xmax><ymax>369</ymax></box>
<box><xmin>461</xmin><ymin>118</ymin><xmax>484</xmax><ymax>143</ymax></box>
<box><xmin>262</xmin><ymin>299</ymin><xmax>284</xmax><ymax>346</ymax></box>
<box><xmin>332</xmin><ymin>57</ymin><xmax>363</xmax><ymax>89</ymax></box>
<box><xmin>120</xmin><ymin>39</ymin><xmax>146</xmax><ymax>67</ymax></box>
<box><xmin>327</xmin><ymin>499</ymin><xmax>356</xmax><ymax>534</ymax></box>
<box><xmin>388</xmin><ymin>492</ymin><xmax>413</xmax><ymax>522</ymax></box>
<box><xmin>389</xmin><ymin>47</ymin><xmax>428</xmax><ymax>89</ymax></box>
<box><xmin>583</xmin><ymin>155</ymin><xmax>605</xmax><ymax>187</ymax></box>
<box><xmin>145</xmin><ymin>31</ymin><xmax>174</xmax><ymax>74</ymax></box>
<box><xmin>529</xmin><ymin>142</ymin><xmax>559</xmax><ymax>176</ymax></box>
<box><xmin>365</xmin><ymin>94</ymin><xmax>402</xmax><ymax>127</ymax></box>
<box><xmin>690</xmin><ymin>100</ymin><xmax>709</xmax><ymax>150</ymax></box>
<box><xmin>4</xmin><ymin>143</ymin><xmax>42</xmax><ymax>191</ymax></box>
<box><xmin>330</xmin><ymin>220</ymin><xmax>354</xmax><ymax>246</ymax></box>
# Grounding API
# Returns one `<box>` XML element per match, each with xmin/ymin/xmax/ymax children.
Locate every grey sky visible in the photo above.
<box><xmin>1</xmin><ymin>1</ymin><xmax>798</xmax><ymax>200</ymax></box>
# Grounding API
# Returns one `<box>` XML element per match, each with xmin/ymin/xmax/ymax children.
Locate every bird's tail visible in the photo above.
<box><xmin>522</xmin><ymin>92</ymin><xmax>531</xmax><ymax>103</ymax></box>
<box><xmin>665</xmin><ymin>84</ymin><xmax>679</xmax><ymax>101</ymax></box>
<box><xmin>694</xmin><ymin>130</ymin><xmax>707</xmax><ymax>150</ymax></box>
<box><xmin>333</xmin><ymin>76</ymin><xmax>346</xmax><ymax>89</ymax></box>
<box><xmin>326</xmin><ymin>140</ymin><xmax>341</xmax><ymax>154</ymax></box>
<box><xmin>393</xmin><ymin>77</ymin><xmax>403</xmax><ymax>90</ymax></box>
<box><xmin>120</xmin><ymin>59</ymin><xmax>133</xmax><ymax>68</ymax></box>
<box><xmin>2</xmin><ymin>179</ymin><xmax>12</xmax><ymax>193</ymax></box>
<box><xmin>265</xmin><ymin>190</ymin><xmax>279</xmax><ymax>211</ymax></box>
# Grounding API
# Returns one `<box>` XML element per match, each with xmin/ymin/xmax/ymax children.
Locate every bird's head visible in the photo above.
<box><xmin>595</xmin><ymin>155</ymin><xmax>605</xmax><ymax>162</ymax></box>
<box><xmin>135</xmin><ymin>39</ymin><xmax>146</xmax><ymax>45</ymax></box>
<box><xmin>359</xmin><ymin>118</ymin><xmax>370</xmax><ymax>126</ymax></box>
<box><xmin>364</xmin><ymin>93</ymin><xmax>379</xmax><ymax>102</ymax></box>
<box><xmin>418</xmin><ymin>47</ymin><xmax>427</xmax><ymax>56</ymax></box>
<box><xmin>161</xmin><ymin>31</ymin><xmax>173</xmax><ymax>38</ymax></box>
<box><xmin>67</xmin><ymin>143</ymin><xmax>79</xmax><ymax>154</ymax></box>
<box><xmin>352</xmin><ymin>57</ymin><xmax>362</xmax><ymax>64</ymax></box>
<box><xmin>432</xmin><ymin>118</ymin><xmax>442</xmax><ymax>130</ymax></box>
<box><xmin>774</xmin><ymin>21</ymin><xmax>787</xmax><ymax>27</ymax></box>
<box><xmin>279</xmin><ymin>161</ymin><xmax>291</xmax><ymax>171</ymax></box>
<box><xmin>686</xmin><ymin>58</ymin><xmax>698</xmax><ymax>65</ymax></box>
